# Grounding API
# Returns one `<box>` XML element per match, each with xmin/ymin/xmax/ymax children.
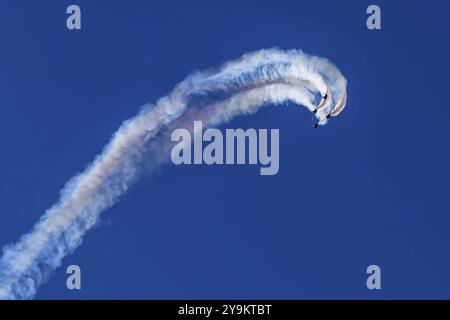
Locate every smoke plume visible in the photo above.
<box><xmin>0</xmin><ymin>49</ymin><xmax>347</xmax><ymax>299</ymax></box>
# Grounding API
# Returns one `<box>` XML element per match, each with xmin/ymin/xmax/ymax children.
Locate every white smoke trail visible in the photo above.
<box><xmin>0</xmin><ymin>48</ymin><xmax>347</xmax><ymax>299</ymax></box>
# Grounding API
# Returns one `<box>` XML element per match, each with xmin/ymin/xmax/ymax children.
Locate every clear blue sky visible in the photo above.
<box><xmin>0</xmin><ymin>0</ymin><xmax>449</xmax><ymax>299</ymax></box>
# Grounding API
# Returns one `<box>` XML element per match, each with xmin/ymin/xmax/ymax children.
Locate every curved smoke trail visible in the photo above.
<box><xmin>0</xmin><ymin>48</ymin><xmax>347</xmax><ymax>299</ymax></box>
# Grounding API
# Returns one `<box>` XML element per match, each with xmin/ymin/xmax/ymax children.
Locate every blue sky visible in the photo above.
<box><xmin>0</xmin><ymin>0</ymin><xmax>449</xmax><ymax>299</ymax></box>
